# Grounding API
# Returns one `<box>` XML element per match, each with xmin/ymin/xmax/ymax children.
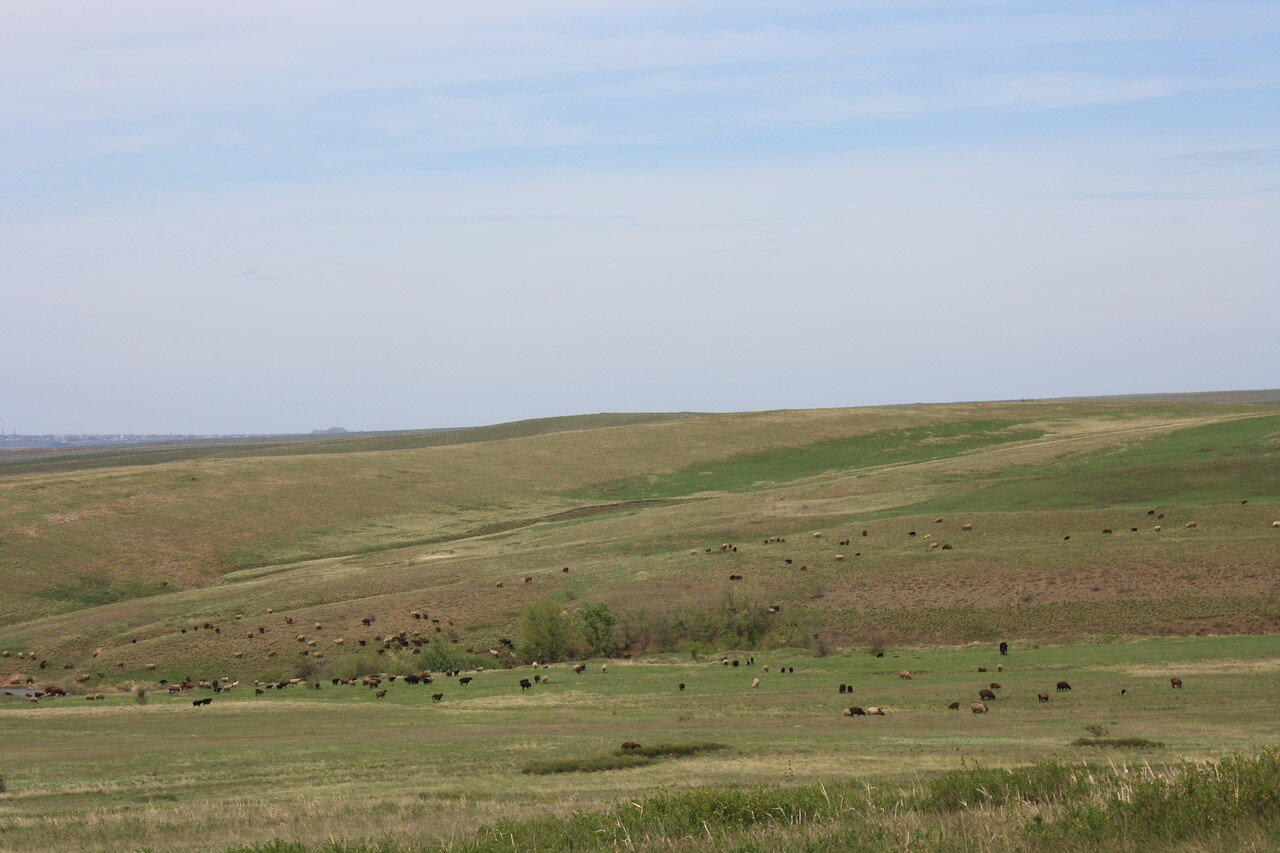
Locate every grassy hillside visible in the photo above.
<box><xmin>1</xmin><ymin>398</ymin><xmax>1277</xmax><ymax>676</ymax></box>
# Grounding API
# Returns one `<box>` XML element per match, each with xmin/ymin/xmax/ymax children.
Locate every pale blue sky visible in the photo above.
<box><xmin>2</xmin><ymin>1</ymin><xmax>1277</xmax><ymax>433</ymax></box>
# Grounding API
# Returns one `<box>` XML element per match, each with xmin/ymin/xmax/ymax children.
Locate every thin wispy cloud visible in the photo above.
<box><xmin>1</xmin><ymin>1</ymin><xmax>1276</xmax><ymax>432</ymax></box>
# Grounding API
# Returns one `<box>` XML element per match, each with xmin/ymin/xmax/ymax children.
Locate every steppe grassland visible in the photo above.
<box><xmin>3</xmin><ymin>636</ymin><xmax>1279</xmax><ymax>852</ymax></box>
<box><xmin>2</xmin><ymin>404</ymin><xmax>1276</xmax><ymax>675</ymax></box>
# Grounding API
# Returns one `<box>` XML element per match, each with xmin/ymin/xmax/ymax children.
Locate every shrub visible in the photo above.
<box><xmin>577</xmin><ymin>602</ymin><xmax>618</xmax><ymax>658</ymax></box>
<box><xmin>517</xmin><ymin>599</ymin><xmax>572</xmax><ymax>663</ymax></box>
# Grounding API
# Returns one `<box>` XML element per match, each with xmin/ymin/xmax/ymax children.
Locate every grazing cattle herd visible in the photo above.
<box><xmin>1</xmin><ymin>510</ymin><xmax>1253</xmax><ymax>726</ymax></box>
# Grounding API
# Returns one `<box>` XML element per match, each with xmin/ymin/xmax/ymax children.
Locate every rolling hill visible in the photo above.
<box><xmin>1</xmin><ymin>398</ymin><xmax>1278</xmax><ymax>681</ymax></box>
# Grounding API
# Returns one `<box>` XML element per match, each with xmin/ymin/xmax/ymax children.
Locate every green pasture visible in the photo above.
<box><xmin>2</xmin><ymin>635</ymin><xmax>1278</xmax><ymax>851</ymax></box>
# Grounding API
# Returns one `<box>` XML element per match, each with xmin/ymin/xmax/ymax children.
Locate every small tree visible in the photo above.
<box><xmin>578</xmin><ymin>602</ymin><xmax>618</xmax><ymax>658</ymax></box>
<box><xmin>518</xmin><ymin>599</ymin><xmax>572</xmax><ymax>663</ymax></box>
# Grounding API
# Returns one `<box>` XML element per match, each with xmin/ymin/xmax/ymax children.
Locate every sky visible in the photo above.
<box><xmin>2</xmin><ymin>1</ymin><xmax>1278</xmax><ymax>434</ymax></box>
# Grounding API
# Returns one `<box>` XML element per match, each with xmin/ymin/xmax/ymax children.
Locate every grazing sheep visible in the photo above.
<box><xmin>835</xmin><ymin>554</ymin><xmax>844</xmax><ymax>560</ymax></box>
<box><xmin>947</xmin><ymin>701</ymin><xmax>960</xmax><ymax>710</ymax></box>
<box><xmin>519</xmin><ymin>679</ymin><xmax>532</xmax><ymax>690</ymax></box>
<box><xmin>1155</xmin><ymin>525</ymin><xmax>1163</xmax><ymax>531</ymax></box>
<box><xmin>978</xmin><ymin>688</ymin><xmax>996</xmax><ymax>701</ymax></box>
<box><xmin>1272</xmin><ymin>521</ymin><xmax>1280</xmax><ymax>528</ymax></box>
<box><xmin>762</xmin><ymin>665</ymin><xmax>770</xmax><ymax>672</ymax></box>
<box><xmin>962</xmin><ymin>523</ymin><xmax>973</xmax><ymax>531</ymax></box>
<box><xmin>1056</xmin><ymin>681</ymin><xmax>1071</xmax><ymax>692</ymax></box>
<box><xmin>1170</xmin><ymin>677</ymin><xmax>1183</xmax><ymax>689</ymax></box>
<box><xmin>839</xmin><ymin>684</ymin><xmax>848</xmax><ymax>693</ymax></box>
<box><xmin>866</xmin><ymin>706</ymin><xmax>885</xmax><ymax>716</ymax></box>
<box><xmin>977</xmin><ymin>666</ymin><xmax>988</xmax><ymax>673</ymax></box>
<box><xmin>524</xmin><ymin>577</ymin><xmax>532</xmax><ymax>584</ymax></box>
<box><xmin>751</xmin><ymin>678</ymin><xmax>761</xmax><ymax>688</ymax></box>
<box><xmin>812</xmin><ymin>532</ymin><xmax>822</xmax><ymax>538</ymax></box>
<box><xmin>1184</xmin><ymin>521</ymin><xmax>1197</xmax><ymax>528</ymax></box>
<box><xmin>572</xmin><ymin>664</ymin><xmax>585</xmax><ymax>674</ymax></box>
<box><xmin>898</xmin><ymin>670</ymin><xmax>912</xmax><ymax>680</ymax></box>
<box><xmin>996</xmin><ymin>664</ymin><xmax>1003</xmax><ymax>673</ymax></box>
<box><xmin>843</xmin><ymin>706</ymin><xmax>866</xmax><ymax>716</ymax></box>
<box><xmin>432</xmin><ymin>693</ymin><xmax>444</xmax><ymax>701</ymax></box>
<box><xmin>375</xmin><ymin>690</ymin><xmax>386</xmax><ymax>698</ymax></box>
<box><xmin>459</xmin><ymin>677</ymin><xmax>473</xmax><ymax>686</ymax></box>
<box><xmin>1038</xmin><ymin>692</ymin><xmax>1050</xmax><ymax>702</ymax></box>
<box><xmin>1103</xmin><ymin>528</ymin><xmax>1113</xmax><ymax>534</ymax></box>
<box><xmin>620</xmin><ymin>741</ymin><xmax>641</xmax><ymax>750</ymax></box>
<box><xmin>678</xmin><ymin>683</ymin><xmax>685</xmax><ymax>691</ymax></box>
<box><xmin>601</xmin><ymin>664</ymin><xmax>608</xmax><ymax>673</ymax></box>
<box><xmin>989</xmin><ymin>682</ymin><xmax>1003</xmax><ymax>690</ymax></box>
<box><xmin>971</xmin><ymin>702</ymin><xmax>988</xmax><ymax>713</ymax></box>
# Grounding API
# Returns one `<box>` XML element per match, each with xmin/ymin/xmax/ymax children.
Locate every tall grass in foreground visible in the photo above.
<box><xmin>229</xmin><ymin>747</ymin><xmax>1280</xmax><ymax>852</ymax></box>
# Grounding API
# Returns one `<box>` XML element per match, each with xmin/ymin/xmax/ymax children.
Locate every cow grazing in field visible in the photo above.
<box><xmin>971</xmin><ymin>702</ymin><xmax>988</xmax><ymax>713</ymax></box>
<box><xmin>459</xmin><ymin>677</ymin><xmax>473</xmax><ymax>686</ymax></box>
<box><xmin>843</xmin><ymin>706</ymin><xmax>865</xmax><ymax>716</ymax></box>
<box><xmin>948</xmin><ymin>701</ymin><xmax>960</xmax><ymax>710</ymax></box>
<box><xmin>620</xmin><ymin>741</ymin><xmax>641</xmax><ymax>751</ymax></box>
<box><xmin>1056</xmin><ymin>681</ymin><xmax>1072</xmax><ymax>692</ymax></box>
<box><xmin>1038</xmin><ymin>692</ymin><xmax>1050</xmax><ymax>702</ymax></box>
<box><xmin>432</xmin><ymin>693</ymin><xmax>443</xmax><ymax>701</ymax></box>
<box><xmin>978</xmin><ymin>689</ymin><xmax>996</xmax><ymax>701</ymax></box>
<box><xmin>1170</xmin><ymin>677</ymin><xmax>1183</xmax><ymax>689</ymax></box>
